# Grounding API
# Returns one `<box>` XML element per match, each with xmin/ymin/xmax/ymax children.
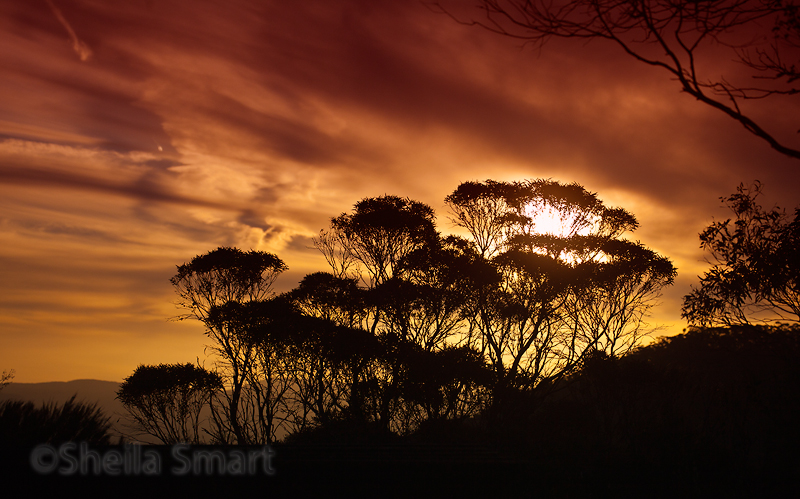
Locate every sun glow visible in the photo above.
<box><xmin>524</xmin><ymin>204</ymin><xmax>594</xmax><ymax>238</ymax></box>
<box><xmin>521</xmin><ymin>202</ymin><xmax>604</xmax><ymax>265</ymax></box>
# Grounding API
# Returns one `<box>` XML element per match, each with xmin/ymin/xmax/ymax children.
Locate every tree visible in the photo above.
<box><xmin>443</xmin><ymin>180</ymin><xmax>528</xmax><ymax>258</ymax></box>
<box><xmin>209</xmin><ymin>297</ymin><xmax>364</xmax><ymax>439</ymax></box>
<box><xmin>170</xmin><ymin>246</ymin><xmax>288</xmax><ymax>444</ymax></box>
<box><xmin>171</xmin><ymin>246</ymin><xmax>288</xmax><ymax>324</ymax></box>
<box><xmin>398</xmin><ymin>345</ymin><xmax>492</xmax><ymax>424</ymax></box>
<box><xmin>389</xmin><ymin>236</ymin><xmax>478</xmax><ymax>350</ymax></box>
<box><xmin>446</xmin><ymin>179</ymin><xmax>675</xmax><ymax>396</ymax></box>
<box><xmin>435</xmin><ymin>0</ymin><xmax>800</xmax><ymax>160</ymax></box>
<box><xmin>320</xmin><ymin>195</ymin><xmax>439</xmax><ymax>289</ymax></box>
<box><xmin>117</xmin><ymin>363</ymin><xmax>222</xmax><ymax>444</ymax></box>
<box><xmin>219</xmin><ymin>292</ymin><xmax>482</xmax><ymax>437</ymax></box>
<box><xmin>682</xmin><ymin>181</ymin><xmax>800</xmax><ymax>325</ymax></box>
<box><xmin>564</xmin><ymin>239</ymin><xmax>677</xmax><ymax>357</ymax></box>
<box><xmin>291</xmin><ymin>271</ymin><xmax>366</xmax><ymax>329</ymax></box>
<box><xmin>312</xmin><ymin>196</ymin><xmax>480</xmax><ymax>432</ymax></box>
<box><xmin>288</xmin><ymin>274</ymin><xmax>376</xmax><ymax>425</ymax></box>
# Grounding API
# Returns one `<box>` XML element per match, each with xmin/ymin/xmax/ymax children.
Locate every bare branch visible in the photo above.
<box><xmin>435</xmin><ymin>0</ymin><xmax>800</xmax><ymax>159</ymax></box>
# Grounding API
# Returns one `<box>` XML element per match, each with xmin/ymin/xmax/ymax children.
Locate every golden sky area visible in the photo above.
<box><xmin>1</xmin><ymin>0</ymin><xmax>798</xmax><ymax>382</ymax></box>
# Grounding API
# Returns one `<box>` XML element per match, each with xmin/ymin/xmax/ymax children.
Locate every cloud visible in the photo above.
<box><xmin>45</xmin><ymin>0</ymin><xmax>92</xmax><ymax>61</ymax></box>
<box><xmin>0</xmin><ymin>141</ymin><xmax>223</xmax><ymax>209</ymax></box>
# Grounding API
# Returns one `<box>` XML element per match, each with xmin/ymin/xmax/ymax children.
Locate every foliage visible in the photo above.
<box><xmin>446</xmin><ymin>179</ymin><xmax>675</xmax><ymax>393</ymax></box>
<box><xmin>0</xmin><ymin>396</ymin><xmax>113</xmax><ymax>448</ymax></box>
<box><xmin>322</xmin><ymin>195</ymin><xmax>438</xmax><ymax>287</ymax></box>
<box><xmin>170</xmin><ymin>246</ymin><xmax>287</xmax><ymax>324</ymax></box>
<box><xmin>682</xmin><ymin>181</ymin><xmax>800</xmax><ymax>325</ymax></box>
<box><xmin>117</xmin><ymin>363</ymin><xmax>222</xmax><ymax>444</ymax></box>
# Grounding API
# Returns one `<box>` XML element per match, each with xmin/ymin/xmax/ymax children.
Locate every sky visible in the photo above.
<box><xmin>1</xmin><ymin>0</ymin><xmax>798</xmax><ymax>383</ymax></box>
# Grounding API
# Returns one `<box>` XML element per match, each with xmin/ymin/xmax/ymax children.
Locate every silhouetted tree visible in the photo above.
<box><xmin>446</xmin><ymin>179</ymin><xmax>674</xmax><ymax>397</ymax></box>
<box><xmin>397</xmin><ymin>344</ymin><xmax>492</xmax><ymax>425</ymax></box>
<box><xmin>682</xmin><ymin>181</ymin><xmax>800</xmax><ymax>325</ymax></box>
<box><xmin>319</xmin><ymin>195</ymin><xmax>439</xmax><ymax>289</ymax></box>
<box><xmin>312</xmin><ymin>196</ymin><xmax>451</xmax><ymax>431</ymax></box>
<box><xmin>280</xmin><ymin>286</ymin><xmax>376</xmax><ymax>427</ymax></box>
<box><xmin>212</xmin><ymin>298</ymin><xmax>361</xmax><ymax>438</ymax></box>
<box><xmin>203</xmin><ymin>297</ymin><xmax>301</xmax><ymax>444</ymax></box>
<box><xmin>382</xmin><ymin>236</ymin><xmax>477</xmax><ymax>350</ymax></box>
<box><xmin>262</xmin><ymin>272</ymin><xmax>489</xmax><ymax>435</ymax></box>
<box><xmin>291</xmin><ymin>272</ymin><xmax>366</xmax><ymax>329</ymax></box>
<box><xmin>117</xmin><ymin>363</ymin><xmax>222</xmax><ymax>444</ymax></box>
<box><xmin>563</xmin><ymin>238</ymin><xmax>677</xmax><ymax>357</ymax></box>
<box><xmin>444</xmin><ymin>179</ymin><xmax>528</xmax><ymax>258</ymax></box>
<box><xmin>284</xmin><ymin>315</ymin><xmax>384</xmax><ymax>430</ymax></box>
<box><xmin>170</xmin><ymin>247</ymin><xmax>288</xmax><ymax>443</ymax></box>
<box><xmin>436</xmin><ymin>0</ymin><xmax>800</xmax><ymax>160</ymax></box>
<box><xmin>171</xmin><ymin>246</ymin><xmax>288</xmax><ymax>323</ymax></box>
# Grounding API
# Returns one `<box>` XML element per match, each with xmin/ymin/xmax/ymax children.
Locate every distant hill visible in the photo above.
<box><xmin>0</xmin><ymin>379</ymin><xmax>150</xmax><ymax>443</ymax></box>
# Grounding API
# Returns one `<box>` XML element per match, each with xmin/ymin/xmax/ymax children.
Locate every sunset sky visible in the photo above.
<box><xmin>1</xmin><ymin>0</ymin><xmax>798</xmax><ymax>383</ymax></box>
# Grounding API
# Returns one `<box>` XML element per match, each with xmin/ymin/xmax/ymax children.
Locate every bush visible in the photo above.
<box><xmin>0</xmin><ymin>395</ymin><xmax>114</xmax><ymax>449</ymax></box>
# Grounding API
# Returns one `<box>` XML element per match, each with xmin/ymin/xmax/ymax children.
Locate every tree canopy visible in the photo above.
<box><xmin>446</xmin><ymin>179</ymin><xmax>674</xmax><ymax>394</ymax></box>
<box><xmin>118</xmin><ymin>363</ymin><xmax>222</xmax><ymax>444</ymax></box>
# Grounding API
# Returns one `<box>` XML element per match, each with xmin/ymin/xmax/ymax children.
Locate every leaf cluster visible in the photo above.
<box><xmin>683</xmin><ymin>181</ymin><xmax>800</xmax><ymax>325</ymax></box>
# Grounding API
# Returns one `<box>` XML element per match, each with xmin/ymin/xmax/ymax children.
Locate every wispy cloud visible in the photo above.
<box><xmin>45</xmin><ymin>0</ymin><xmax>92</xmax><ymax>62</ymax></box>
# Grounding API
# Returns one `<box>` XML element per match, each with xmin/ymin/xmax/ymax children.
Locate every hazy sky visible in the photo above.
<box><xmin>1</xmin><ymin>0</ymin><xmax>798</xmax><ymax>382</ymax></box>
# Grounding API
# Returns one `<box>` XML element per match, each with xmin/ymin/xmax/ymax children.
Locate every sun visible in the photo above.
<box><xmin>524</xmin><ymin>204</ymin><xmax>593</xmax><ymax>238</ymax></box>
<box><xmin>520</xmin><ymin>202</ymin><xmax>603</xmax><ymax>264</ymax></box>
